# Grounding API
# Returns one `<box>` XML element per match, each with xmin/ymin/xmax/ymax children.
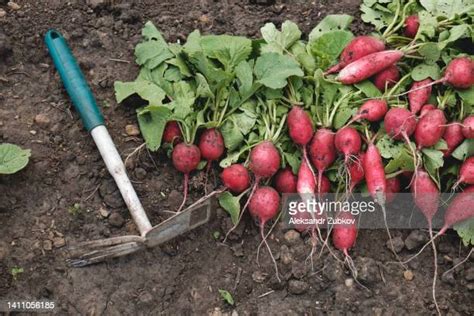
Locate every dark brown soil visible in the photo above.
<box><xmin>0</xmin><ymin>0</ymin><xmax>472</xmax><ymax>315</ymax></box>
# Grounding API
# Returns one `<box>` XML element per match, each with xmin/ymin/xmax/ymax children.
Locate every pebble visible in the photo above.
<box><xmin>386</xmin><ymin>236</ymin><xmax>404</xmax><ymax>253</ymax></box>
<box><xmin>403</xmin><ymin>270</ymin><xmax>414</xmax><ymax>281</ymax></box>
<box><xmin>29</xmin><ymin>130</ymin><xmax>37</xmax><ymax>135</ymax></box>
<box><xmin>283</xmin><ymin>230</ymin><xmax>301</xmax><ymax>245</ymax></box>
<box><xmin>134</xmin><ymin>167</ymin><xmax>147</xmax><ymax>180</ymax></box>
<box><xmin>7</xmin><ymin>1</ymin><xmax>21</xmax><ymax>10</ymax></box>
<box><xmin>98</xmin><ymin>207</ymin><xmax>110</xmax><ymax>218</ymax></box>
<box><xmin>279</xmin><ymin>245</ymin><xmax>293</xmax><ymax>265</ymax></box>
<box><xmin>53</xmin><ymin>237</ymin><xmax>66</xmax><ymax>248</ymax></box>
<box><xmin>43</xmin><ymin>240</ymin><xmax>53</xmax><ymax>251</ymax></box>
<box><xmin>251</xmin><ymin>271</ymin><xmax>267</xmax><ymax>283</ymax></box>
<box><xmin>108</xmin><ymin>212</ymin><xmax>125</xmax><ymax>228</ymax></box>
<box><xmin>291</xmin><ymin>261</ymin><xmax>308</xmax><ymax>279</ymax></box>
<box><xmin>34</xmin><ymin>114</ymin><xmax>50</xmax><ymax>128</ymax></box>
<box><xmin>125</xmin><ymin>124</ymin><xmax>140</xmax><ymax>136</ymax></box>
<box><xmin>345</xmin><ymin>278</ymin><xmax>354</xmax><ymax>287</ymax></box>
<box><xmin>0</xmin><ymin>9</ymin><xmax>6</xmax><ymax>18</ymax></box>
<box><xmin>404</xmin><ymin>230</ymin><xmax>428</xmax><ymax>250</ymax></box>
<box><xmin>467</xmin><ymin>283</ymin><xmax>474</xmax><ymax>291</ymax></box>
<box><xmin>288</xmin><ymin>279</ymin><xmax>308</xmax><ymax>295</ymax></box>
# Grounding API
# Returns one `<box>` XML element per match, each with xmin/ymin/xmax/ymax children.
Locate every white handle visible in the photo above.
<box><xmin>90</xmin><ymin>125</ymin><xmax>152</xmax><ymax>235</ymax></box>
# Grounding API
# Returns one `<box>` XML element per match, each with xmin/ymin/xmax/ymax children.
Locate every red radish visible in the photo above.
<box><xmin>309</xmin><ymin>129</ymin><xmax>336</xmax><ymax>195</ymax></box>
<box><xmin>288</xmin><ymin>106</ymin><xmax>314</xmax><ymax>146</ymax></box>
<box><xmin>411</xmin><ymin>170</ymin><xmax>440</xmax><ymax>226</ymax></box>
<box><xmin>408</xmin><ymin>79</ymin><xmax>433</xmax><ymax>114</ymax></box>
<box><xmin>220</xmin><ymin>164</ymin><xmax>250</xmax><ymax>194</ymax></box>
<box><xmin>347</xmin><ymin>100</ymin><xmax>388</xmax><ymax>127</ymax></box>
<box><xmin>199</xmin><ymin>128</ymin><xmax>224</xmax><ymax>161</ymax></box>
<box><xmin>404</xmin><ymin>15</ymin><xmax>419</xmax><ymax>38</ymax></box>
<box><xmin>335</xmin><ymin>127</ymin><xmax>361</xmax><ymax>163</ymax></box>
<box><xmin>462</xmin><ymin>115</ymin><xmax>474</xmax><ymax>139</ymax></box>
<box><xmin>325</xmin><ymin>36</ymin><xmax>385</xmax><ymax>74</ymax></box>
<box><xmin>439</xmin><ymin>185</ymin><xmax>474</xmax><ymax>235</ymax></box>
<box><xmin>332</xmin><ymin>212</ymin><xmax>357</xmax><ymax>257</ymax></box>
<box><xmin>297</xmin><ymin>159</ymin><xmax>316</xmax><ymax>194</ymax></box>
<box><xmin>316</xmin><ymin>173</ymin><xmax>331</xmax><ymax>195</ymax></box>
<box><xmin>443</xmin><ymin>123</ymin><xmax>464</xmax><ymax>157</ymax></box>
<box><xmin>363</xmin><ymin>143</ymin><xmax>386</xmax><ymax>204</ymax></box>
<box><xmin>249</xmin><ymin>186</ymin><xmax>281</xmax><ymax>281</ymax></box>
<box><xmin>274</xmin><ymin>168</ymin><xmax>297</xmax><ymax>193</ymax></box>
<box><xmin>384</xmin><ymin>108</ymin><xmax>417</xmax><ymax>141</ymax></box>
<box><xmin>337</xmin><ymin>50</ymin><xmax>404</xmax><ymax>85</ymax></box>
<box><xmin>249</xmin><ymin>141</ymin><xmax>281</xmax><ymax>180</ymax></box>
<box><xmin>163</xmin><ymin>121</ymin><xmax>182</xmax><ymax>145</ymax></box>
<box><xmin>373</xmin><ymin>65</ymin><xmax>400</xmax><ymax>91</ymax></box>
<box><xmin>453</xmin><ymin>157</ymin><xmax>474</xmax><ymax>189</ymax></box>
<box><xmin>414</xmin><ymin>109</ymin><xmax>447</xmax><ymax>149</ymax></box>
<box><xmin>419</xmin><ymin>104</ymin><xmax>436</xmax><ymax>117</ymax></box>
<box><xmin>386</xmin><ymin>177</ymin><xmax>400</xmax><ymax>204</ymax></box>
<box><xmin>172</xmin><ymin>143</ymin><xmax>201</xmax><ymax>212</ymax></box>
<box><xmin>443</xmin><ymin>57</ymin><xmax>474</xmax><ymax>89</ymax></box>
<box><xmin>347</xmin><ymin>157</ymin><xmax>365</xmax><ymax>192</ymax></box>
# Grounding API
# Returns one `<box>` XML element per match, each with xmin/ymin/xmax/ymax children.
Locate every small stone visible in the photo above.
<box><xmin>403</xmin><ymin>270</ymin><xmax>414</xmax><ymax>281</ymax></box>
<box><xmin>209</xmin><ymin>308</ymin><xmax>223</xmax><ymax>316</ymax></box>
<box><xmin>53</xmin><ymin>237</ymin><xmax>66</xmax><ymax>248</ymax></box>
<box><xmin>345</xmin><ymin>278</ymin><xmax>354</xmax><ymax>287</ymax></box>
<box><xmin>291</xmin><ymin>261</ymin><xmax>308</xmax><ymax>279</ymax></box>
<box><xmin>108</xmin><ymin>212</ymin><xmax>125</xmax><ymax>228</ymax></box>
<box><xmin>0</xmin><ymin>9</ymin><xmax>6</xmax><ymax>18</ymax></box>
<box><xmin>252</xmin><ymin>271</ymin><xmax>267</xmax><ymax>283</ymax></box>
<box><xmin>466</xmin><ymin>283</ymin><xmax>474</xmax><ymax>291</ymax></box>
<box><xmin>7</xmin><ymin>1</ymin><xmax>21</xmax><ymax>10</ymax></box>
<box><xmin>29</xmin><ymin>130</ymin><xmax>37</xmax><ymax>135</ymax></box>
<box><xmin>43</xmin><ymin>240</ymin><xmax>53</xmax><ymax>251</ymax></box>
<box><xmin>283</xmin><ymin>230</ymin><xmax>301</xmax><ymax>245</ymax></box>
<box><xmin>280</xmin><ymin>245</ymin><xmax>293</xmax><ymax>265</ymax></box>
<box><xmin>98</xmin><ymin>207</ymin><xmax>110</xmax><ymax>218</ymax></box>
<box><xmin>125</xmin><ymin>124</ymin><xmax>140</xmax><ymax>136</ymax></box>
<box><xmin>386</xmin><ymin>236</ymin><xmax>404</xmax><ymax>253</ymax></box>
<box><xmin>404</xmin><ymin>230</ymin><xmax>428</xmax><ymax>251</ymax></box>
<box><xmin>288</xmin><ymin>280</ymin><xmax>308</xmax><ymax>295</ymax></box>
<box><xmin>134</xmin><ymin>167</ymin><xmax>147</xmax><ymax>180</ymax></box>
<box><xmin>34</xmin><ymin>114</ymin><xmax>50</xmax><ymax>128</ymax></box>
<box><xmin>465</xmin><ymin>267</ymin><xmax>474</xmax><ymax>281</ymax></box>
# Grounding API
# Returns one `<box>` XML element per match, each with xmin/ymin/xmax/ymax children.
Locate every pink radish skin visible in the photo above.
<box><xmin>386</xmin><ymin>177</ymin><xmax>400</xmax><ymax>204</ymax></box>
<box><xmin>249</xmin><ymin>141</ymin><xmax>281</xmax><ymax>180</ymax></box>
<box><xmin>220</xmin><ymin>164</ymin><xmax>250</xmax><ymax>194</ymax></box>
<box><xmin>274</xmin><ymin>168</ymin><xmax>297</xmax><ymax>193</ymax></box>
<box><xmin>199</xmin><ymin>128</ymin><xmax>224</xmax><ymax>161</ymax></box>
<box><xmin>363</xmin><ymin>143</ymin><xmax>386</xmax><ymax>203</ymax></box>
<box><xmin>288</xmin><ymin>106</ymin><xmax>314</xmax><ymax>146</ymax></box>
<box><xmin>408</xmin><ymin>79</ymin><xmax>433</xmax><ymax>114</ymax></box>
<box><xmin>443</xmin><ymin>57</ymin><xmax>474</xmax><ymax>89</ymax></box>
<box><xmin>353</xmin><ymin>99</ymin><xmax>388</xmax><ymax>122</ymax></box>
<box><xmin>373</xmin><ymin>65</ymin><xmax>400</xmax><ymax>91</ymax></box>
<box><xmin>317</xmin><ymin>173</ymin><xmax>331</xmax><ymax>196</ymax></box>
<box><xmin>332</xmin><ymin>212</ymin><xmax>357</xmax><ymax>257</ymax></box>
<box><xmin>439</xmin><ymin>185</ymin><xmax>474</xmax><ymax>235</ymax></box>
<box><xmin>337</xmin><ymin>50</ymin><xmax>404</xmax><ymax>85</ymax></box>
<box><xmin>462</xmin><ymin>116</ymin><xmax>474</xmax><ymax>139</ymax></box>
<box><xmin>309</xmin><ymin>129</ymin><xmax>336</xmax><ymax>194</ymax></box>
<box><xmin>384</xmin><ymin>108</ymin><xmax>417</xmax><ymax>141</ymax></box>
<box><xmin>335</xmin><ymin>127</ymin><xmax>361</xmax><ymax>163</ymax></box>
<box><xmin>410</xmin><ymin>170</ymin><xmax>439</xmax><ymax>225</ymax></box>
<box><xmin>172</xmin><ymin>143</ymin><xmax>201</xmax><ymax>212</ymax></box>
<box><xmin>326</xmin><ymin>36</ymin><xmax>385</xmax><ymax>74</ymax></box>
<box><xmin>297</xmin><ymin>159</ymin><xmax>316</xmax><ymax>194</ymax></box>
<box><xmin>163</xmin><ymin>121</ymin><xmax>182</xmax><ymax>145</ymax></box>
<box><xmin>456</xmin><ymin>157</ymin><xmax>474</xmax><ymax>186</ymax></box>
<box><xmin>443</xmin><ymin>123</ymin><xmax>464</xmax><ymax>157</ymax></box>
<box><xmin>414</xmin><ymin>109</ymin><xmax>447</xmax><ymax>149</ymax></box>
<box><xmin>404</xmin><ymin>15</ymin><xmax>419</xmax><ymax>38</ymax></box>
<box><xmin>348</xmin><ymin>156</ymin><xmax>365</xmax><ymax>192</ymax></box>
<box><xmin>419</xmin><ymin>104</ymin><xmax>436</xmax><ymax>117</ymax></box>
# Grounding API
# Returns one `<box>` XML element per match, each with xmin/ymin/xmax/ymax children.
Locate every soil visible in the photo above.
<box><xmin>0</xmin><ymin>0</ymin><xmax>473</xmax><ymax>315</ymax></box>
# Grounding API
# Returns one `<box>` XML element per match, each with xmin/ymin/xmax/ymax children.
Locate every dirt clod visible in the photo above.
<box><xmin>108</xmin><ymin>212</ymin><xmax>125</xmax><ymax>228</ymax></box>
<box><xmin>43</xmin><ymin>240</ymin><xmax>53</xmax><ymax>251</ymax></box>
<box><xmin>34</xmin><ymin>114</ymin><xmax>51</xmax><ymax>128</ymax></box>
<box><xmin>7</xmin><ymin>2</ymin><xmax>20</xmax><ymax>10</ymax></box>
<box><xmin>0</xmin><ymin>9</ymin><xmax>6</xmax><ymax>18</ymax></box>
<box><xmin>386</xmin><ymin>236</ymin><xmax>404</xmax><ymax>253</ymax></box>
<box><xmin>403</xmin><ymin>270</ymin><xmax>414</xmax><ymax>281</ymax></box>
<box><xmin>283</xmin><ymin>230</ymin><xmax>301</xmax><ymax>245</ymax></box>
<box><xmin>404</xmin><ymin>230</ymin><xmax>428</xmax><ymax>250</ymax></box>
<box><xmin>288</xmin><ymin>279</ymin><xmax>308</xmax><ymax>295</ymax></box>
<box><xmin>53</xmin><ymin>237</ymin><xmax>66</xmax><ymax>248</ymax></box>
<box><xmin>134</xmin><ymin>167</ymin><xmax>147</xmax><ymax>180</ymax></box>
<box><xmin>355</xmin><ymin>257</ymin><xmax>380</xmax><ymax>284</ymax></box>
<box><xmin>125</xmin><ymin>124</ymin><xmax>140</xmax><ymax>136</ymax></box>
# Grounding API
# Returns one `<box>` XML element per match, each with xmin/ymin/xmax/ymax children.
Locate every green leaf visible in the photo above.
<box><xmin>164</xmin><ymin>66</ymin><xmax>182</xmax><ymax>82</ymax></box>
<box><xmin>218</xmin><ymin>192</ymin><xmax>241</xmax><ymax>225</ymax></box>
<box><xmin>360</xmin><ymin>4</ymin><xmax>392</xmax><ymax>30</ymax></box>
<box><xmin>418</xmin><ymin>43</ymin><xmax>440</xmax><ymax>64</ymax></box>
<box><xmin>457</xmin><ymin>86</ymin><xmax>474</xmax><ymax>106</ymax></box>
<box><xmin>452</xmin><ymin>139</ymin><xmax>474</xmax><ymax>160</ymax></box>
<box><xmin>354</xmin><ymin>80</ymin><xmax>382</xmax><ymax>98</ymax></box>
<box><xmin>418</xmin><ymin>11</ymin><xmax>438</xmax><ymax>39</ymax></box>
<box><xmin>166</xmin><ymin>56</ymin><xmax>192</xmax><ymax>77</ymax></box>
<box><xmin>333</xmin><ymin>106</ymin><xmax>354</xmax><ymax>129</ymax></box>
<box><xmin>309</xmin><ymin>30</ymin><xmax>354</xmax><ymax>70</ymax></box>
<box><xmin>434</xmin><ymin>139</ymin><xmax>448</xmax><ymax>151</ymax></box>
<box><xmin>221</xmin><ymin>119</ymin><xmax>244</xmax><ymax>151</ymax></box>
<box><xmin>420</xmin><ymin>0</ymin><xmax>474</xmax><ymax>19</ymax></box>
<box><xmin>254</xmin><ymin>53</ymin><xmax>304</xmax><ymax>89</ymax></box>
<box><xmin>0</xmin><ymin>144</ymin><xmax>31</xmax><ymax>175</ymax></box>
<box><xmin>308</xmin><ymin>14</ymin><xmax>353</xmax><ymax>42</ymax></box>
<box><xmin>169</xmin><ymin>81</ymin><xmax>195</xmax><ymax>120</ymax></box>
<box><xmin>218</xmin><ymin>289</ymin><xmax>235</xmax><ymax>306</ymax></box>
<box><xmin>114</xmin><ymin>80</ymin><xmax>166</xmax><ymax>106</ymax></box>
<box><xmin>235</xmin><ymin>61</ymin><xmax>254</xmax><ymax>97</ymax></box>
<box><xmin>135</xmin><ymin>41</ymin><xmax>173</xmax><ymax>70</ymax></box>
<box><xmin>283</xmin><ymin>152</ymin><xmax>300</xmax><ymax>174</ymax></box>
<box><xmin>136</xmin><ymin>105</ymin><xmax>172</xmax><ymax>151</ymax></box>
<box><xmin>261</xmin><ymin>20</ymin><xmax>302</xmax><ymax>53</ymax></box>
<box><xmin>411</xmin><ymin>63</ymin><xmax>441</xmax><ymax>81</ymax></box>
<box><xmin>385</xmin><ymin>147</ymin><xmax>415</xmax><ymax>173</ymax></box>
<box><xmin>376</xmin><ymin>134</ymin><xmax>404</xmax><ymax>159</ymax></box>
<box><xmin>232</xmin><ymin>112</ymin><xmax>257</xmax><ymax>135</ymax></box>
<box><xmin>422</xmin><ymin>148</ymin><xmax>444</xmax><ymax>186</ymax></box>
<box><xmin>141</xmin><ymin>21</ymin><xmax>167</xmax><ymax>43</ymax></box>
<box><xmin>438</xmin><ymin>24</ymin><xmax>469</xmax><ymax>49</ymax></box>
<box><xmin>201</xmin><ymin>35</ymin><xmax>252</xmax><ymax>71</ymax></box>
<box><xmin>219</xmin><ymin>151</ymin><xmax>242</xmax><ymax>168</ymax></box>
<box><xmin>195</xmin><ymin>74</ymin><xmax>214</xmax><ymax>99</ymax></box>
<box><xmin>453</xmin><ymin>217</ymin><xmax>474</xmax><ymax>246</ymax></box>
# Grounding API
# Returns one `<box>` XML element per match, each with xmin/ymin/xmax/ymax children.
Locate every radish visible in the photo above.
<box><xmin>443</xmin><ymin>123</ymin><xmax>464</xmax><ymax>157</ymax></box>
<box><xmin>453</xmin><ymin>157</ymin><xmax>474</xmax><ymax>189</ymax></box>
<box><xmin>408</xmin><ymin>79</ymin><xmax>432</xmax><ymax>115</ymax></box>
<box><xmin>249</xmin><ymin>141</ymin><xmax>281</xmax><ymax>180</ymax></box>
<box><xmin>346</xmin><ymin>99</ymin><xmax>388</xmax><ymax>128</ymax></box>
<box><xmin>386</xmin><ymin>177</ymin><xmax>400</xmax><ymax>204</ymax></box>
<box><xmin>199</xmin><ymin>128</ymin><xmax>224</xmax><ymax>162</ymax></box>
<box><xmin>462</xmin><ymin>115</ymin><xmax>474</xmax><ymax>139</ymax></box>
<box><xmin>325</xmin><ymin>36</ymin><xmax>385</xmax><ymax>74</ymax></box>
<box><xmin>309</xmin><ymin>129</ymin><xmax>336</xmax><ymax>195</ymax></box>
<box><xmin>414</xmin><ymin>109</ymin><xmax>447</xmax><ymax>149</ymax></box>
<box><xmin>442</xmin><ymin>57</ymin><xmax>474</xmax><ymax>89</ymax></box>
<box><xmin>337</xmin><ymin>50</ymin><xmax>404</xmax><ymax>85</ymax></box>
<box><xmin>439</xmin><ymin>185</ymin><xmax>474</xmax><ymax>235</ymax></box>
<box><xmin>297</xmin><ymin>159</ymin><xmax>316</xmax><ymax>194</ymax></box>
<box><xmin>384</xmin><ymin>108</ymin><xmax>417</xmax><ymax>141</ymax></box>
<box><xmin>363</xmin><ymin>142</ymin><xmax>386</xmax><ymax>204</ymax></box>
<box><xmin>317</xmin><ymin>173</ymin><xmax>331</xmax><ymax>196</ymax></box>
<box><xmin>419</xmin><ymin>104</ymin><xmax>436</xmax><ymax>117</ymax></box>
<box><xmin>332</xmin><ymin>212</ymin><xmax>360</xmax><ymax>281</ymax></box>
<box><xmin>288</xmin><ymin>106</ymin><xmax>315</xmax><ymax>179</ymax></box>
<box><xmin>163</xmin><ymin>121</ymin><xmax>182</xmax><ymax>145</ymax></box>
<box><xmin>373</xmin><ymin>65</ymin><xmax>400</xmax><ymax>91</ymax></box>
<box><xmin>220</xmin><ymin>164</ymin><xmax>250</xmax><ymax>194</ymax></box>
<box><xmin>172</xmin><ymin>143</ymin><xmax>201</xmax><ymax>212</ymax></box>
<box><xmin>274</xmin><ymin>167</ymin><xmax>297</xmax><ymax>193</ymax></box>
<box><xmin>335</xmin><ymin>127</ymin><xmax>361</xmax><ymax>163</ymax></box>
<box><xmin>404</xmin><ymin>15</ymin><xmax>419</xmax><ymax>38</ymax></box>
<box><xmin>249</xmin><ymin>186</ymin><xmax>281</xmax><ymax>281</ymax></box>
<box><xmin>347</xmin><ymin>155</ymin><xmax>364</xmax><ymax>193</ymax></box>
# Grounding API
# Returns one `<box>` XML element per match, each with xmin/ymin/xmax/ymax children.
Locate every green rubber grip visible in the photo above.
<box><xmin>45</xmin><ymin>30</ymin><xmax>104</xmax><ymax>132</ymax></box>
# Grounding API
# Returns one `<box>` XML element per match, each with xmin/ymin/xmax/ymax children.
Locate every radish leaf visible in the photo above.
<box><xmin>0</xmin><ymin>144</ymin><xmax>31</xmax><ymax>175</ymax></box>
